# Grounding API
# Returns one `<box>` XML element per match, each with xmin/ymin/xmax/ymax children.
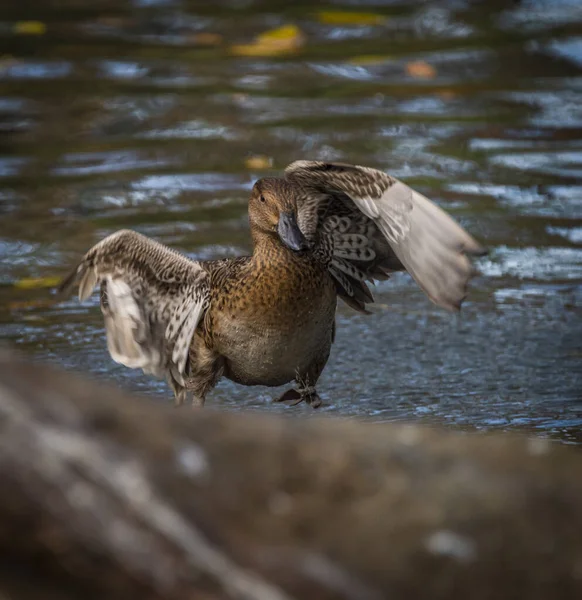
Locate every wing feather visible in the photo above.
<box><xmin>286</xmin><ymin>161</ymin><xmax>485</xmax><ymax>311</ymax></box>
<box><xmin>57</xmin><ymin>229</ymin><xmax>209</xmax><ymax>385</ymax></box>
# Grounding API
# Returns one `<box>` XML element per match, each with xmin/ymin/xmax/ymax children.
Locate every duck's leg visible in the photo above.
<box><xmin>273</xmin><ymin>341</ymin><xmax>331</xmax><ymax>408</ymax></box>
<box><xmin>185</xmin><ymin>339</ymin><xmax>224</xmax><ymax>408</ymax></box>
<box><xmin>290</xmin><ymin>345</ymin><xmax>331</xmax><ymax>409</ymax></box>
<box><xmin>191</xmin><ymin>395</ymin><xmax>206</xmax><ymax>408</ymax></box>
<box><xmin>169</xmin><ymin>383</ymin><xmax>206</xmax><ymax>408</ymax></box>
<box><xmin>185</xmin><ymin>370</ymin><xmax>220</xmax><ymax>408</ymax></box>
<box><xmin>168</xmin><ymin>376</ymin><xmax>188</xmax><ymax>407</ymax></box>
<box><xmin>300</xmin><ymin>385</ymin><xmax>322</xmax><ymax>409</ymax></box>
<box><xmin>169</xmin><ymin>335</ymin><xmax>222</xmax><ymax>408</ymax></box>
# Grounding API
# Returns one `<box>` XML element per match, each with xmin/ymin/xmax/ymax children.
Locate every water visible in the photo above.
<box><xmin>0</xmin><ymin>0</ymin><xmax>581</xmax><ymax>443</ymax></box>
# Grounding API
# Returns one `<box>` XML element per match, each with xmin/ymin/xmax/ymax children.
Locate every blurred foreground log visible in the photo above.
<box><xmin>0</xmin><ymin>349</ymin><xmax>581</xmax><ymax>600</ymax></box>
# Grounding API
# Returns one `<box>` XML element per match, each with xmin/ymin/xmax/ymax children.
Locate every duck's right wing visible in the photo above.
<box><xmin>57</xmin><ymin>229</ymin><xmax>209</xmax><ymax>386</ymax></box>
<box><xmin>286</xmin><ymin>161</ymin><xmax>485</xmax><ymax>312</ymax></box>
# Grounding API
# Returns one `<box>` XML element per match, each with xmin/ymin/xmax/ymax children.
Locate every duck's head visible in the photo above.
<box><xmin>249</xmin><ymin>178</ymin><xmax>308</xmax><ymax>252</ymax></box>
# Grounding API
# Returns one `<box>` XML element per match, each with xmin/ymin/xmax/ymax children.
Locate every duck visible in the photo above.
<box><xmin>58</xmin><ymin>160</ymin><xmax>485</xmax><ymax>408</ymax></box>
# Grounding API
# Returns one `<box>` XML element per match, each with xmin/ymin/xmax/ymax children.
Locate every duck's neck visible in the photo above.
<box><xmin>250</xmin><ymin>226</ymin><xmax>297</xmax><ymax>268</ymax></box>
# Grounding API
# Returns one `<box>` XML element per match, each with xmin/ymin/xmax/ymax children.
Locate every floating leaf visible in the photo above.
<box><xmin>245</xmin><ymin>155</ymin><xmax>272</xmax><ymax>170</ymax></box>
<box><xmin>14</xmin><ymin>21</ymin><xmax>46</xmax><ymax>35</ymax></box>
<box><xmin>13</xmin><ymin>276</ymin><xmax>61</xmax><ymax>290</ymax></box>
<box><xmin>406</xmin><ymin>60</ymin><xmax>436</xmax><ymax>79</ymax></box>
<box><xmin>258</xmin><ymin>24</ymin><xmax>302</xmax><ymax>43</ymax></box>
<box><xmin>231</xmin><ymin>24</ymin><xmax>304</xmax><ymax>57</ymax></box>
<box><xmin>317</xmin><ymin>10</ymin><xmax>386</xmax><ymax>26</ymax></box>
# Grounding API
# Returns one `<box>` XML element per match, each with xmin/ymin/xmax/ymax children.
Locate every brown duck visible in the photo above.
<box><xmin>59</xmin><ymin>161</ymin><xmax>485</xmax><ymax>408</ymax></box>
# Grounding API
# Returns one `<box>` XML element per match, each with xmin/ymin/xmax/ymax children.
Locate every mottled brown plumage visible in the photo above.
<box><xmin>58</xmin><ymin>161</ymin><xmax>485</xmax><ymax>408</ymax></box>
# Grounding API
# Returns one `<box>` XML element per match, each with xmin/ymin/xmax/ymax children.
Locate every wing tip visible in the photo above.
<box><xmin>430</xmin><ymin>295</ymin><xmax>464</xmax><ymax>313</ymax></box>
<box><xmin>54</xmin><ymin>260</ymin><xmax>99</xmax><ymax>303</ymax></box>
<box><xmin>472</xmin><ymin>245</ymin><xmax>488</xmax><ymax>258</ymax></box>
<box><xmin>55</xmin><ymin>264</ymin><xmax>83</xmax><ymax>299</ymax></box>
<box><xmin>460</xmin><ymin>239</ymin><xmax>487</xmax><ymax>258</ymax></box>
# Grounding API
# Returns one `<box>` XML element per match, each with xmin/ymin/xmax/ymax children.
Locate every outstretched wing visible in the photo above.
<box><xmin>285</xmin><ymin>160</ymin><xmax>485</xmax><ymax>312</ymax></box>
<box><xmin>57</xmin><ymin>229</ymin><xmax>209</xmax><ymax>387</ymax></box>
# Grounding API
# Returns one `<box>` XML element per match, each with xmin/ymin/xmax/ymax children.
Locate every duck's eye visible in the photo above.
<box><xmin>259</xmin><ymin>194</ymin><xmax>266</xmax><ymax>203</ymax></box>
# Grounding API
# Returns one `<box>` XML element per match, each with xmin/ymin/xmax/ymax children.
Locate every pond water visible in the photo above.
<box><xmin>0</xmin><ymin>0</ymin><xmax>581</xmax><ymax>443</ymax></box>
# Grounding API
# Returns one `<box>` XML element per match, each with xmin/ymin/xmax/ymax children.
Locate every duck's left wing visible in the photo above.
<box><xmin>285</xmin><ymin>160</ymin><xmax>485</xmax><ymax>312</ymax></box>
<box><xmin>57</xmin><ymin>229</ymin><xmax>209</xmax><ymax>387</ymax></box>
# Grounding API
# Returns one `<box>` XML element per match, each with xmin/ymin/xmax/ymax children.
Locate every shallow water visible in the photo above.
<box><xmin>0</xmin><ymin>0</ymin><xmax>581</xmax><ymax>443</ymax></box>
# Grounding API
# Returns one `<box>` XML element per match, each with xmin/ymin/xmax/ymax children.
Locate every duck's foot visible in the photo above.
<box><xmin>274</xmin><ymin>387</ymin><xmax>321</xmax><ymax>409</ymax></box>
<box><xmin>303</xmin><ymin>388</ymin><xmax>322</xmax><ymax>409</ymax></box>
<box><xmin>274</xmin><ymin>388</ymin><xmax>302</xmax><ymax>404</ymax></box>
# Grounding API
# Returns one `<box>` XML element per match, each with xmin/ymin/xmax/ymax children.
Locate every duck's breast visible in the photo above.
<box><xmin>210</xmin><ymin>263</ymin><xmax>336</xmax><ymax>387</ymax></box>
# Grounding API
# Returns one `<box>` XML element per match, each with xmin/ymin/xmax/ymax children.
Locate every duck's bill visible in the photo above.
<box><xmin>278</xmin><ymin>211</ymin><xmax>308</xmax><ymax>252</ymax></box>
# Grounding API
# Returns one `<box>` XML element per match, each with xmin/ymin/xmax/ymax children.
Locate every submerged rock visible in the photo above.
<box><xmin>0</xmin><ymin>348</ymin><xmax>581</xmax><ymax>599</ymax></box>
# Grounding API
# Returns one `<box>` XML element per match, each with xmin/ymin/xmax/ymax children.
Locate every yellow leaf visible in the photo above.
<box><xmin>348</xmin><ymin>54</ymin><xmax>391</xmax><ymax>66</ymax></box>
<box><xmin>245</xmin><ymin>155</ymin><xmax>272</xmax><ymax>170</ymax></box>
<box><xmin>231</xmin><ymin>24</ymin><xmax>304</xmax><ymax>57</ymax></box>
<box><xmin>14</xmin><ymin>21</ymin><xmax>46</xmax><ymax>35</ymax></box>
<box><xmin>406</xmin><ymin>60</ymin><xmax>436</xmax><ymax>79</ymax></box>
<box><xmin>257</xmin><ymin>24</ymin><xmax>301</xmax><ymax>42</ymax></box>
<box><xmin>317</xmin><ymin>10</ymin><xmax>386</xmax><ymax>26</ymax></box>
<box><xmin>13</xmin><ymin>276</ymin><xmax>61</xmax><ymax>290</ymax></box>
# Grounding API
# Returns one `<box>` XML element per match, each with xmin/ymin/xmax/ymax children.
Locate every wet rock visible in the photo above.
<box><xmin>0</xmin><ymin>349</ymin><xmax>581</xmax><ymax>600</ymax></box>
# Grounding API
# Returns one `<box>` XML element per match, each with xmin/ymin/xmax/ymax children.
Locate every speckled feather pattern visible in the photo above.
<box><xmin>59</xmin><ymin>161</ymin><xmax>484</xmax><ymax>407</ymax></box>
<box><xmin>286</xmin><ymin>160</ymin><xmax>485</xmax><ymax>311</ymax></box>
<box><xmin>59</xmin><ymin>230</ymin><xmax>209</xmax><ymax>389</ymax></box>
<box><xmin>203</xmin><ymin>241</ymin><xmax>336</xmax><ymax>388</ymax></box>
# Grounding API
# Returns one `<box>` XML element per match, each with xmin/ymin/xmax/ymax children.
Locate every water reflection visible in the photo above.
<box><xmin>0</xmin><ymin>0</ymin><xmax>580</xmax><ymax>443</ymax></box>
